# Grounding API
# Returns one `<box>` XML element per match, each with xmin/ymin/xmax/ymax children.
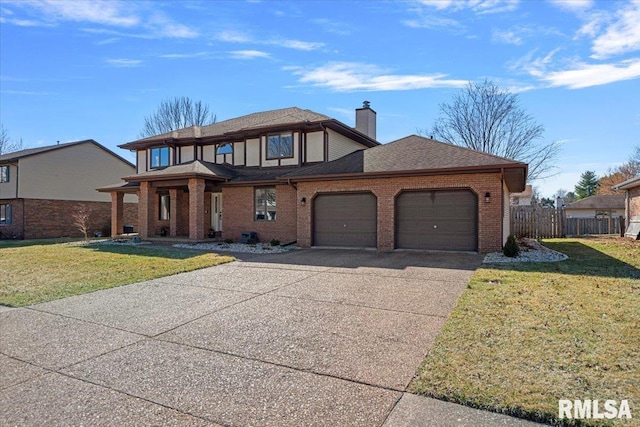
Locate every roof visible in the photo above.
<box><xmin>282</xmin><ymin>135</ymin><xmax>527</xmax><ymax>191</ymax></box>
<box><xmin>119</xmin><ymin>107</ymin><xmax>378</xmax><ymax>150</ymax></box>
<box><xmin>612</xmin><ymin>175</ymin><xmax>640</xmax><ymax>190</ymax></box>
<box><xmin>511</xmin><ymin>184</ymin><xmax>533</xmax><ymax>198</ymax></box>
<box><xmin>565</xmin><ymin>194</ymin><xmax>625</xmax><ymax>210</ymax></box>
<box><xmin>0</xmin><ymin>139</ymin><xmax>135</xmax><ymax>168</ymax></box>
<box><xmin>123</xmin><ymin>160</ymin><xmax>234</xmax><ymax>182</ymax></box>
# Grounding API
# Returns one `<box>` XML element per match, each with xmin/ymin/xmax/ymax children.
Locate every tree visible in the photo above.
<box><xmin>139</xmin><ymin>96</ymin><xmax>216</xmax><ymax>138</ymax></box>
<box><xmin>72</xmin><ymin>206</ymin><xmax>91</xmax><ymax>240</ymax></box>
<box><xmin>430</xmin><ymin>80</ymin><xmax>559</xmax><ymax>180</ymax></box>
<box><xmin>596</xmin><ymin>144</ymin><xmax>640</xmax><ymax>195</ymax></box>
<box><xmin>575</xmin><ymin>171</ymin><xmax>600</xmax><ymax>199</ymax></box>
<box><xmin>554</xmin><ymin>188</ymin><xmax>576</xmax><ymax>205</ymax></box>
<box><xmin>540</xmin><ymin>197</ymin><xmax>555</xmax><ymax>208</ymax></box>
<box><xmin>0</xmin><ymin>124</ymin><xmax>23</xmax><ymax>155</ymax></box>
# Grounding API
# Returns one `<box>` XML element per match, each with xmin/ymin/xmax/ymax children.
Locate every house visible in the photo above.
<box><xmin>510</xmin><ymin>184</ymin><xmax>533</xmax><ymax>206</ymax></box>
<box><xmin>612</xmin><ymin>176</ymin><xmax>640</xmax><ymax>239</ymax></box>
<box><xmin>564</xmin><ymin>195</ymin><xmax>625</xmax><ymax>219</ymax></box>
<box><xmin>0</xmin><ymin>140</ymin><xmax>137</xmax><ymax>239</ymax></box>
<box><xmin>102</xmin><ymin>104</ymin><xmax>527</xmax><ymax>253</ymax></box>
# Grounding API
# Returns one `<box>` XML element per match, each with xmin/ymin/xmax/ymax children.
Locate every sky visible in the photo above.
<box><xmin>1</xmin><ymin>0</ymin><xmax>639</xmax><ymax>198</ymax></box>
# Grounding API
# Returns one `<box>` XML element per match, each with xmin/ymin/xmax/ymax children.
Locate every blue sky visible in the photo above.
<box><xmin>1</xmin><ymin>0</ymin><xmax>638</xmax><ymax>197</ymax></box>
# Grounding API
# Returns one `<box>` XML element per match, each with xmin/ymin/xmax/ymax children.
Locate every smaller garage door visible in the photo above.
<box><xmin>313</xmin><ymin>193</ymin><xmax>377</xmax><ymax>248</ymax></box>
<box><xmin>396</xmin><ymin>190</ymin><xmax>477</xmax><ymax>251</ymax></box>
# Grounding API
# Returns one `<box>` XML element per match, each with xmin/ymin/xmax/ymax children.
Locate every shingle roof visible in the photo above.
<box><xmin>283</xmin><ymin>135</ymin><xmax>525</xmax><ymax>177</ymax></box>
<box><xmin>565</xmin><ymin>195</ymin><xmax>625</xmax><ymax>209</ymax></box>
<box><xmin>129</xmin><ymin>107</ymin><xmax>332</xmax><ymax>144</ymax></box>
<box><xmin>123</xmin><ymin>160</ymin><xmax>234</xmax><ymax>181</ymax></box>
<box><xmin>0</xmin><ymin>140</ymin><xmax>94</xmax><ymax>162</ymax></box>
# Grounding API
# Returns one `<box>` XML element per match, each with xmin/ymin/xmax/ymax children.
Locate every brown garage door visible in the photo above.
<box><xmin>395</xmin><ymin>190</ymin><xmax>477</xmax><ymax>251</ymax></box>
<box><xmin>313</xmin><ymin>192</ymin><xmax>377</xmax><ymax>248</ymax></box>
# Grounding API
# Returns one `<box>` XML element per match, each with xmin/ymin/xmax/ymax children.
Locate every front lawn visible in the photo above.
<box><xmin>410</xmin><ymin>238</ymin><xmax>640</xmax><ymax>426</ymax></box>
<box><xmin>0</xmin><ymin>240</ymin><xmax>234</xmax><ymax>307</ymax></box>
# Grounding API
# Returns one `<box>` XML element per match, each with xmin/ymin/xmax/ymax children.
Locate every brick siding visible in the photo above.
<box><xmin>220</xmin><ymin>173</ymin><xmax>505</xmax><ymax>253</ymax></box>
<box><xmin>295</xmin><ymin>173</ymin><xmax>505</xmax><ymax>253</ymax></box>
<box><xmin>3</xmin><ymin>198</ymin><xmax>138</xmax><ymax>239</ymax></box>
<box><xmin>222</xmin><ymin>184</ymin><xmax>297</xmax><ymax>244</ymax></box>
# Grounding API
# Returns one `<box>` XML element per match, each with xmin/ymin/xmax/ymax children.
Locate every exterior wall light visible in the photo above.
<box><xmin>300</xmin><ymin>197</ymin><xmax>306</xmax><ymax>206</ymax></box>
<box><xmin>485</xmin><ymin>192</ymin><xmax>491</xmax><ymax>203</ymax></box>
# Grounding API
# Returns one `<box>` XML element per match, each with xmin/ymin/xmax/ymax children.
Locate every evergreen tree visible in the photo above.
<box><xmin>575</xmin><ymin>171</ymin><xmax>600</xmax><ymax>199</ymax></box>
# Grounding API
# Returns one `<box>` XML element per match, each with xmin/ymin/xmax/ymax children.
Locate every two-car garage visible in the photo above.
<box><xmin>312</xmin><ymin>190</ymin><xmax>478</xmax><ymax>251</ymax></box>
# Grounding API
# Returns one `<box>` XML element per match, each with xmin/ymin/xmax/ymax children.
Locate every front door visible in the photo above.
<box><xmin>212</xmin><ymin>192</ymin><xmax>223</xmax><ymax>232</ymax></box>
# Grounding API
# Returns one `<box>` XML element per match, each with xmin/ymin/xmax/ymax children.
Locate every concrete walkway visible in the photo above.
<box><xmin>1</xmin><ymin>249</ymin><xmax>545</xmax><ymax>426</ymax></box>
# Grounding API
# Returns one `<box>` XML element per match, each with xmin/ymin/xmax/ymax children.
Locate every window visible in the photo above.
<box><xmin>159</xmin><ymin>194</ymin><xmax>170</xmax><ymax>220</ymax></box>
<box><xmin>217</xmin><ymin>144</ymin><xmax>233</xmax><ymax>155</ymax></box>
<box><xmin>150</xmin><ymin>147</ymin><xmax>170</xmax><ymax>168</ymax></box>
<box><xmin>266</xmin><ymin>133</ymin><xmax>293</xmax><ymax>159</ymax></box>
<box><xmin>0</xmin><ymin>166</ymin><xmax>8</xmax><ymax>183</ymax></box>
<box><xmin>255</xmin><ymin>187</ymin><xmax>276</xmax><ymax>221</ymax></box>
<box><xmin>0</xmin><ymin>203</ymin><xmax>11</xmax><ymax>225</ymax></box>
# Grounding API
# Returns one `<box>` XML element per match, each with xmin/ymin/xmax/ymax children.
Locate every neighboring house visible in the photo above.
<box><xmin>564</xmin><ymin>195</ymin><xmax>625</xmax><ymax>219</ymax></box>
<box><xmin>510</xmin><ymin>184</ymin><xmax>533</xmax><ymax>206</ymax></box>
<box><xmin>102</xmin><ymin>104</ymin><xmax>527</xmax><ymax>253</ymax></box>
<box><xmin>0</xmin><ymin>140</ymin><xmax>137</xmax><ymax>239</ymax></box>
<box><xmin>612</xmin><ymin>176</ymin><xmax>640</xmax><ymax>239</ymax></box>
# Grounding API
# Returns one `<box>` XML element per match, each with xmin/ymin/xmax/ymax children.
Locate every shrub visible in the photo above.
<box><xmin>246</xmin><ymin>238</ymin><xmax>256</xmax><ymax>245</ymax></box>
<box><xmin>270</xmin><ymin>239</ymin><xmax>280</xmax><ymax>246</ymax></box>
<box><xmin>224</xmin><ymin>238</ymin><xmax>234</xmax><ymax>244</ymax></box>
<box><xmin>503</xmin><ymin>234</ymin><xmax>520</xmax><ymax>257</ymax></box>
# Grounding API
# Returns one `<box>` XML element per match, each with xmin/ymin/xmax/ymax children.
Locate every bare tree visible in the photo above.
<box><xmin>0</xmin><ymin>124</ymin><xmax>23</xmax><ymax>155</ymax></box>
<box><xmin>72</xmin><ymin>206</ymin><xmax>91</xmax><ymax>240</ymax></box>
<box><xmin>139</xmin><ymin>96</ymin><xmax>216</xmax><ymax>138</ymax></box>
<box><xmin>430</xmin><ymin>80</ymin><xmax>559</xmax><ymax>180</ymax></box>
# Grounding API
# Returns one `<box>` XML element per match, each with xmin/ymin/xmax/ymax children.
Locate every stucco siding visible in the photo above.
<box><xmin>18</xmin><ymin>142</ymin><xmax>135</xmax><ymax>202</ymax></box>
<box><xmin>565</xmin><ymin>208</ymin><xmax>625</xmax><ymax>218</ymax></box>
<box><xmin>327</xmin><ymin>129</ymin><xmax>363</xmax><ymax>161</ymax></box>
<box><xmin>246</xmin><ymin>138</ymin><xmax>260</xmax><ymax>167</ymax></box>
<box><xmin>180</xmin><ymin>146</ymin><xmax>194</xmax><ymax>163</ymax></box>
<box><xmin>305</xmin><ymin>131</ymin><xmax>324</xmax><ymax>163</ymax></box>
<box><xmin>136</xmin><ymin>151</ymin><xmax>146</xmax><ymax>173</ymax></box>
<box><xmin>233</xmin><ymin>142</ymin><xmax>245</xmax><ymax>166</ymax></box>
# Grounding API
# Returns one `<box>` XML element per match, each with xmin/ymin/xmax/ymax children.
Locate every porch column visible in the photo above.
<box><xmin>110</xmin><ymin>191</ymin><xmax>124</xmax><ymax>237</ymax></box>
<box><xmin>188</xmin><ymin>178</ymin><xmax>205</xmax><ymax>240</ymax></box>
<box><xmin>169</xmin><ymin>188</ymin><xmax>179</xmax><ymax>237</ymax></box>
<box><xmin>139</xmin><ymin>181</ymin><xmax>156</xmax><ymax>238</ymax></box>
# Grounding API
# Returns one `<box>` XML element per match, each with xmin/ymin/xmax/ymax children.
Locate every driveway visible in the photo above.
<box><xmin>0</xmin><ymin>249</ymin><xmax>542</xmax><ymax>426</ymax></box>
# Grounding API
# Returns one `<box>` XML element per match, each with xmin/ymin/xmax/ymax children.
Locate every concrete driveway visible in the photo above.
<box><xmin>0</xmin><ymin>249</ymin><xmax>543</xmax><ymax>426</ymax></box>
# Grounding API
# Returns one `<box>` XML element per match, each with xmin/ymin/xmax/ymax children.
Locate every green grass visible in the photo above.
<box><xmin>409</xmin><ymin>237</ymin><xmax>640</xmax><ymax>426</ymax></box>
<box><xmin>0</xmin><ymin>239</ymin><xmax>234</xmax><ymax>307</ymax></box>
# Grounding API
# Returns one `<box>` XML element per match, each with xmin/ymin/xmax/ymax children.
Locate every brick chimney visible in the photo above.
<box><xmin>355</xmin><ymin>100</ymin><xmax>376</xmax><ymax>140</ymax></box>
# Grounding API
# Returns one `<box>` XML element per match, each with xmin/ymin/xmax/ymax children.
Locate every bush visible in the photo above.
<box><xmin>224</xmin><ymin>238</ymin><xmax>234</xmax><ymax>244</ymax></box>
<box><xmin>270</xmin><ymin>239</ymin><xmax>280</xmax><ymax>246</ymax></box>
<box><xmin>503</xmin><ymin>234</ymin><xmax>520</xmax><ymax>257</ymax></box>
<box><xmin>246</xmin><ymin>238</ymin><xmax>256</xmax><ymax>245</ymax></box>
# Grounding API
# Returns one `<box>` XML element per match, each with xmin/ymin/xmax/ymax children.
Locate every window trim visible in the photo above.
<box><xmin>0</xmin><ymin>165</ymin><xmax>9</xmax><ymax>183</ymax></box>
<box><xmin>150</xmin><ymin>146</ymin><xmax>170</xmax><ymax>169</ymax></box>
<box><xmin>0</xmin><ymin>203</ymin><xmax>11</xmax><ymax>225</ymax></box>
<box><xmin>254</xmin><ymin>186</ymin><xmax>276</xmax><ymax>222</ymax></box>
<box><xmin>266</xmin><ymin>132</ymin><xmax>294</xmax><ymax>160</ymax></box>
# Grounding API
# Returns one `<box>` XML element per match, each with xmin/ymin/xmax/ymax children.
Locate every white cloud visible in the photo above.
<box><xmin>541</xmin><ymin>58</ymin><xmax>640</xmax><ymax>88</ymax></box>
<box><xmin>402</xmin><ymin>15</ymin><xmax>463</xmax><ymax>29</ymax></box>
<box><xmin>214</xmin><ymin>30</ymin><xmax>324</xmax><ymax>51</ymax></box>
<box><xmin>2</xmin><ymin>0</ymin><xmax>197</xmax><ymax>39</ymax></box>
<box><xmin>492</xmin><ymin>28</ymin><xmax>523</xmax><ymax>45</ymax></box>
<box><xmin>590</xmin><ymin>1</ymin><xmax>640</xmax><ymax>59</ymax></box>
<box><xmin>547</xmin><ymin>0</ymin><xmax>594</xmax><ymax>12</ymax></box>
<box><xmin>158</xmin><ymin>52</ymin><xmax>211</xmax><ymax>59</ymax></box>
<box><xmin>289</xmin><ymin>62</ymin><xmax>467</xmax><ymax>92</ymax></box>
<box><xmin>229</xmin><ymin>50</ymin><xmax>271</xmax><ymax>60</ymax></box>
<box><xmin>415</xmin><ymin>0</ymin><xmax>519</xmax><ymax>14</ymax></box>
<box><xmin>105</xmin><ymin>58</ymin><xmax>142</xmax><ymax>67</ymax></box>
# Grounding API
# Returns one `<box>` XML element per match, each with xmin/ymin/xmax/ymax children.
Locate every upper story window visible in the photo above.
<box><xmin>150</xmin><ymin>147</ymin><xmax>170</xmax><ymax>168</ymax></box>
<box><xmin>266</xmin><ymin>133</ymin><xmax>293</xmax><ymax>159</ymax></box>
<box><xmin>0</xmin><ymin>166</ymin><xmax>9</xmax><ymax>183</ymax></box>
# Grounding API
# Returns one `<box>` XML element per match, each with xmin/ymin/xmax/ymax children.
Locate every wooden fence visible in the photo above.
<box><xmin>510</xmin><ymin>206</ymin><xmax>624</xmax><ymax>238</ymax></box>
